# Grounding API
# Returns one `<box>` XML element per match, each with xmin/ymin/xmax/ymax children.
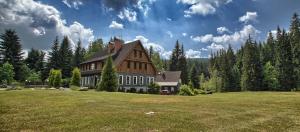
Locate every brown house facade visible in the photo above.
<box><xmin>80</xmin><ymin>38</ymin><xmax>157</xmax><ymax>92</ymax></box>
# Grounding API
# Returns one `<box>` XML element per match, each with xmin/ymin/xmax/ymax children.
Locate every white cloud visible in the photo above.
<box><xmin>167</xmin><ymin>18</ymin><xmax>172</xmax><ymax>21</ymax></box>
<box><xmin>118</xmin><ymin>8</ymin><xmax>137</xmax><ymax>22</ymax></box>
<box><xmin>239</xmin><ymin>12</ymin><xmax>258</xmax><ymax>23</ymax></box>
<box><xmin>136</xmin><ymin>0</ymin><xmax>156</xmax><ymax>17</ymax></box>
<box><xmin>182</xmin><ymin>33</ymin><xmax>187</xmax><ymax>37</ymax></box>
<box><xmin>166</xmin><ymin>31</ymin><xmax>173</xmax><ymax>38</ymax></box>
<box><xmin>0</xmin><ymin>0</ymin><xmax>94</xmax><ymax>49</ymax></box>
<box><xmin>62</xmin><ymin>0</ymin><xmax>83</xmax><ymax>10</ymax></box>
<box><xmin>109</xmin><ymin>21</ymin><xmax>124</xmax><ymax>29</ymax></box>
<box><xmin>207</xmin><ymin>43</ymin><xmax>225</xmax><ymax>51</ymax></box>
<box><xmin>177</xmin><ymin>0</ymin><xmax>232</xmax><ymax>17</ymax></box>
<box><xmin>217</xmin><ymin>26</ymin><xmax>230</xmax><ymax>34</ymax></box>
<box><xmin>192</xmin><ymin>25</ymin><xmax>261</xmax><ymax>50</ymax></box>
<box><xmin>186</xmin><ymin>49</ymin><xmax>202</xmax><ymax>58</ymax></box>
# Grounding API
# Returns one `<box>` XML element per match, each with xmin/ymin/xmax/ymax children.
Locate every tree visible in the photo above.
<box><xmin>169</xmin><ymin>40</ymin><xmax>181</xmax><ymax>71</ymax></box>
<box><xmin>71</xmin><ymin>67</ymin><xmax>81</xmax><ymax>86</ymax></box>
<box><xmin>48</xmin><ymin>69</ymin><xmax>55</xmax><ymax>87</ymax></box>
<box><xmin>27</xmin><ymin>71</ymin><xmax>42</xmax><ymax>85</ymax></box>
<box><xmin>149</xmin><ymin>46</ymin><xmax>153</xmax><ymax>60</ymax></box>
<box><xmin>263</xmin><ymin>62</ymin><xmax>279</xmax><ymax>91</ymax></box>
<box><xmin>19</xmin><ymin>64</ymin><xmax>31</xmax><ymax>82</ymax></box>
<box><xmin>275</xmin><ymin>28</ymin><xmax>296</xmax><ymax>90</ymax></box>
<box><xmin>199</xmin><ymin>73</ymin><xmax>206</xmax><ymax>89</ymax></box>
<box><xmin>53</xmin><ymin>70</ymin><xmax>62</xmax><ymax>88</ymax></box>
<box><xmin>84</xmin><ymin>38</ymin><xmax>103</xmax><ymax>60</ymax></box>
<box><xmin>0</xmin><ymin>29</ymin><xmax>24</xmax><ymax>80</ymax></box>
<box><xmin>151</xmin><ymin>52</ymin><xmax>164</xmax><ymax>70</ymax></box>
<box><xmin>58</xmin><ymin>36</ymin><xmax>73</xmax><ymax>78</ymax></box>
<box><xmin>241</xmin><ymin>37</ymin><xmax>263</xmax><ymax>91</ymax></box>
<box><xmin>289</xmin><ymin>13</ymin><xmax>300</xmax><ymax>88</ymax></box>
<box><xmin>48</xmin><ymin>37</ymin><xmax>60</xmax><ymax>70</ymax></box>
<box><xmin>190</xmin><ymin>65</ymin><xmax>200</xmax><ymax>89</ymax></box>
<box><xmin>0</xmin><ymin>62</ymin><xmax>14</xmax><ymax>85</ymax></box>
<box><xmin>73</xmin><ymin>40</ymin><xmax>85</xmax><ymax>67</ymax></box>
<box><xmin>97</xmin><ymin>55</ymin><xmax>118</xmax><ymax>92</ymax></box>
<box><xmin>178</xmin><ymin>45</ymin><xmax>189</xmax><ymax>84</ymax></box>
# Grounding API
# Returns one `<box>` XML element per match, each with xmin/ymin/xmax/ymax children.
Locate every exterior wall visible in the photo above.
<box><xmin>117</xmin><ymin>72</ymin><xmax>155</xmax><ymax>93</ymax></box>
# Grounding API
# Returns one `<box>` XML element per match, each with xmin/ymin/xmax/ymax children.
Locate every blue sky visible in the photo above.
<box><xmin>0</xmin><ymin>0</ymin><xmax>300</xmax><ymax>58</ymax></box>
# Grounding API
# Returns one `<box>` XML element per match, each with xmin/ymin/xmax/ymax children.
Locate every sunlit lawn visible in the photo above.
<box><xmin>1</xmin><ymin>89</ymin><xmax>300</xmax><ymax>131</ymax></box>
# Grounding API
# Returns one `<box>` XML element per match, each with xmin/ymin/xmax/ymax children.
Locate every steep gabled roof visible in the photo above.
<box><xmin>156</xmin><ymin>71</ymin><xmax>181</xmax><ymax>82</ymax></box>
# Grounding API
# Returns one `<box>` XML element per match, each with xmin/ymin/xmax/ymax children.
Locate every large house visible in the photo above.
<box><xmin>80</xmin><ymin>38</ymin><xmax>157</xmax><ymax>92</ymax></box>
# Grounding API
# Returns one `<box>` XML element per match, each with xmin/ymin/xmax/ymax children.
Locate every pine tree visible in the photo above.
<box><xmin>289</xmin><ymin>13</ymin><xmax>300</xmax><ymax>88</ymax></box>
<box><xmin>97</xmin><ymin>55</ymin><xmax>118</xmax><ymax>92</ymax></box>
<box><xmin>275</xmin><ymin>28</ymin><xmax>296</xmax><ymax>90</ymax></box>
<box><xmin>48</xmin><ymin>36</ymin><xmax>60</xmax><ymax>70</ymax></box>
<box><xmin>169</xmin><ymin>40</ymin><xmax>181</xmax><ymax>71</ymax></box>
<box><xmin>241</xmin><ymin>36</ymin><xmax>263</xmax><ymax>91</ymax></box>
<box><xmin>0</xmin><ymin>29</ymin><xmax>24</xmax><ymax>81</ymax></box>
<box><xmin>178</xmin><ymin>45</ymin><xmax>189</xmax><ymax>84</ymax></box>
<box><xmin>25</xmin><ymin>48</ymin><xmax>45</xmax><ymax>72</ymax></box>
<box><xmin>190</xmin><ymin>64</ymin><xmax>200</xmax><ymax>89</ymax></box>
<box><xmin>73</xmin><ymin>40</ymin><xmax>85</xmax><ymax>67</ymax></box>
<box><xmin>263</xmin><ymin>32</ymin><xmax>276</xmax><ymax>65</ymax></box>
<box><xmin>263</xmin><ymin>61</ymin><xmax>279</xmax><ymax>91</ymax></box>
<box><xmin>58</xmin><ymin>36</ymin><xmax>73</xmax><ymax>78</ymax></box>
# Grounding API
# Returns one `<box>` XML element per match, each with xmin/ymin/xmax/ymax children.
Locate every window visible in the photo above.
<box><xmin>139</xmin><ymin>76</ymin><xmax>144</xmax><ymax>85</ymax></box>
<box><xmin>127</xmin><ymin>61</ymin><xmax>131</xmax><ymax>68</ymax></box>
<box><xmin>150</xmin><ymin>77</ymin><xmax>154</xmax><ymax>83</ymax></box>
<box><xmin>91</xmin><ymin>63</ymin><xmax>95</xmax><ymax>70</ymax></box>
<box><xmin>134</xmin><ymin>50</ymin><xmax>137</xmax><ymax>57</ymax></box>
<box><xmin>133</xmin><ymin>76</ymin><xmax>138</xmax><ymax>85</ymax></box>
<box><xmin>119</xmin><ymin>75</ymin><xmax>123</xmax><ymax>85</ymax></box>
<box><xmin>134</xmin><ymin>62</ymin><xmax>137</xmax><ymax>69</ymax></box>
<box><xmin>95</xmin><ymin>63</ymin><xmax>98</xmax><ymax>69</ymax></box>
<box><xmin>139</xmin><ymin>62</ymin><xmax>142</xmax><ymax>69</ymax></box>
<box><xmin>126</xmin><ymin>76</ymin><xmax>131</xmax><ymax>85</ymax></box>
<box><xmin>139</xmin><ymin>51</ymin><xmax>142</xmax><ymax>58</ymax></box>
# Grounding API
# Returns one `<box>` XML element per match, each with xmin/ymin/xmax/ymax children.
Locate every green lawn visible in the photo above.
<box><xmin>1</xmin><ymin>90</ymin><xmax>300</xmax><ymax>131</ymax></box>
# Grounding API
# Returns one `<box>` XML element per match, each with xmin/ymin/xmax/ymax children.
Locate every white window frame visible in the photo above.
<box><xmin>119</xmin><ymin>75</ymin><xmax>123</xmax><ymax>85</ymax></box>
<box><xmin>91</xmin><ymin>63</ymin><xmax>95</xmax><ymax>70</ymax></box>
<box><xmin>150</xmin><ymin>77</ymin><xmax>154</xmax><ymax>83</ymax></box>
<box><xmin>126</xmin><ymin>76</ymin><xmax>131</xmax><ymax>85</ymax></box>
<box><xmin>133</xmin><ymin>76</ymin><xmax>138</xmax><ymax>85</ymax></box>
<box><xmin>139</xmin><ymin>76</ymin><xmax>144</xmax><ymax>85</ymax></box>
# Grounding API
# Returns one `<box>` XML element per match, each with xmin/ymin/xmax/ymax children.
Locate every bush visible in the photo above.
<box><xmin>26</xmin><ymin>71</ymin><xmax>42</xmax><ymax>85</ymax></box>
<box><xmin>139</xmin><ymin>89</ymin><xmax>144</xmax><ymax>94</ymax></box>
<box><xmin>53</xmin><ymin>70</ymin><xmax>62</xmax><ymax>88</ymax></box>
<box><xmin>179</xmin><ymin>85</ymin><xmax>195</xmax><ymax>96</ymax></box>
<box><xmin>129</xmin><ymin>88</ymin><xmax>137</xmax><ymax>93</ymax></box>
<box><xmin>71</xmin><ymin>68</ymin><xmax>81</xmax><ymax>86</ymax></box>
<box><xmin>0</xmin><ymin>62</ymin><xmax>15</xmax><ymax>85</ymax></box>
<box><xmin>62</xmin><ymin>78</ymin><xmax>70</xmax><ymax>88</ymax></box>
<box><xmin>148</xmin><ymin>82</ymin><xmax>160</xmax><ymax>94</ymax></box>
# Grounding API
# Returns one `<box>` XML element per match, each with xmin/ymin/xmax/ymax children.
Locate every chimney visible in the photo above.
<box><xmin>108</xmin><ymin>37</ymin><xmax>123</xmax><ymax>53</ymax></box>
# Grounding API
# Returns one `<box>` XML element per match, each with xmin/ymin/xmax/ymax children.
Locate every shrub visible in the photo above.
<box><xmin>139</xmin><ymin>89</ymin><xmax>144</xmax><ymax>94</ymax></box>
<box><xmin>0</xmin><ymin>62</ymin><xmax>15</xmax><ymax>85</ymax></box>
<box><xmin>53</xmin><ymin>70</ymin><xmax>62</xmax><ymax>88</ymax></box>
<box><xmin>148</xmin><ymin>82</ymin><xmax>160</xmax><ymax>94</ymax></box>
<box><xmin>26</xmin><ymin>71</ymin><xmax>42</xmax><ymax>85</ymax></box>
<box><xmin>179</xmin><ymin>85</ymin><xmax>194</xmax><ymax>96</ymax></box>
<box><xmin>71</xmin><ymin>68</ymin><xmax>81</xmax><ymax>87</ymax></box>
<box><xmin>129</xmin><ymin>88</ymin><xmax>137</xmax><ymax>93</ymax></box>
<box><xmin>62</xmin><ymin>78</ymin><xmax>70</xmax><ymax>88</ymax></box>
<box><xmin>48</xmin><ymin>69</ymin><xmax>55</xmax><ymax>87</ymax></box>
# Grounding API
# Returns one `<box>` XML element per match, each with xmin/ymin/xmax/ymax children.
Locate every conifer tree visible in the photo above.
<box><xmin>97</xmin><ymin>55</ymin><xmax>118</xmax><ymax>92</ymax></box>
<box><xmin>289</xmin><ymin>13</ymin><xmax>300</xmax><ymax>88</ymax></box>
<box><xmin>73</xmin><ymin>40</ymin><xmax>85</xmax><ymax>67</ymax></box>
<box><xmin>190</xmin><ymin>64</ymin><xmax>200</xmax><ymax>88</ymax></box>
<box><xmin>58</xmin><ymin>36</ymin><xmax>73</xmax><ymax>78</ymax></box>
<box><xmin>178</xmin><ymin>45</ymin><xmax>189</xmax><ymax>84</ymax></box>
<box><xmin>0</xmin><ymin>29</ymin><xmax>23</xmax><ymax>81</ymax></box>
<box><xmin>48</xmin><ymin>37</ymin><xmax>60</xmax><ymax>70</ymax></box>
<box><xmin>275</xmin><ymin>28</ymin><xmax>296</xmax><ymax>90</ymax></box>
<box><xmin>263</xmin><ymin>61</ymin><xmax>279</xmax><ymax>91</ymax></box>
<box><xmin>169</xmin><ymin>40</ymin><xmax>181</xmax><ymax>71</ymax></box>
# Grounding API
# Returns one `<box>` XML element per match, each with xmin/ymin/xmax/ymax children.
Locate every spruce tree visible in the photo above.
<box><xmin>241</xmin><ymin>36</ymin><xmax>263</xmax><ymax>91</ymax></box>
<box><xmin>0</xmin><ymin>29</ymin><xmax>24</xmax><ymax>80</ymax></box>
<box><xmin>190</xmin><ymin>64</ymin><xmax>200</xmax><ymax>89</ymax></box>
<box><xmin>97</xmin><ymin>55</ymin><xmax>118</xmax><ymax>92</ymax></box>
<box><xmin>275</xmin><ymin>28</ymin><xmax>296</xmax><ymax>90</ymax></box>
<box><xmin>48</xmin><ymin>36</ymin><xmax>60</xmax><ymax>70</ymax></box>
<box><xmin>289</xmin><ymin>13</ymin><xmax>300</xmax><ymax>88</ymax></box>
<box><xmin>178</xmin><ymin>45</ymin><xmax>189</xmax><ymax>84</ymax></box>
<box><xmin>58</xmin><ymin>36</ymin><xmax>73</xmax><ymax>78</ymax></box>
<box><xmin>169</xmin><ymin>40</ymin><xmax>181</xmax><ymax>71</ymax></box>
<box><xmin>73</xmin><ymin>40</ymin><xmax>85</xmax><ymax>67</ymax></box>
<box><xmin>263</xmin><ymin>61</ymin><xmax>279</xmax><ymax>91</ymax></box>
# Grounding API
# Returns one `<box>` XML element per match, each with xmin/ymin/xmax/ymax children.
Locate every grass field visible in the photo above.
<box><xmin>1</xmin><ymin>89</ymin><xmax>300</xmax><ymax>131</ymax></box>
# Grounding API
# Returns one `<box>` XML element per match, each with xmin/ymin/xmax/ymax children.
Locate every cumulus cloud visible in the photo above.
<box><xmin>217</xmin><ymin>26</ymin><xmax>230</xmax><ymax>34</ymax></box>
<box><xmin>239</xmin><ymin>12</ymin><xmax>258</xmax><ymax>23</ymax></box>
<box><xmin>186</xmin><ymin>49</ymin><xmax>202</xmax><ymax>58</ymax></box>
<box><xmin>62</xmin><ymin>0</ymin><xmax>83</xmax><ymax>10</ymax></box>
<box><xmin>182</xmin><ymin>33</ymin><xmax>187</xmax><ymax>37</ymax></box>
<box><xmin>177</xmin><ymin>0</ymin><xmax>232</xmax><ymax>17</ymax></box>
<box><xmin>166</xmin><ymin>31</ymin><xmax>173</xmax><ymax>38</ymax></box>
<box><xmin>0</xmin><ymin>0</ymin><xmax>95</xmax><ymax>50</ymax></box>
<box><xmin>118</xmin><ymin>8</ymin><xmax>137</xmax><ymax>22</ymax></box>
<box><xmin>192</xmin><ymin>25</ymin><xmax>261</xmax><ymax>50</ymax></box>
<box><xmin>109</xmin><ymin>21</ymin><xmax>124</xmax><ymax>29</ymax></box>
